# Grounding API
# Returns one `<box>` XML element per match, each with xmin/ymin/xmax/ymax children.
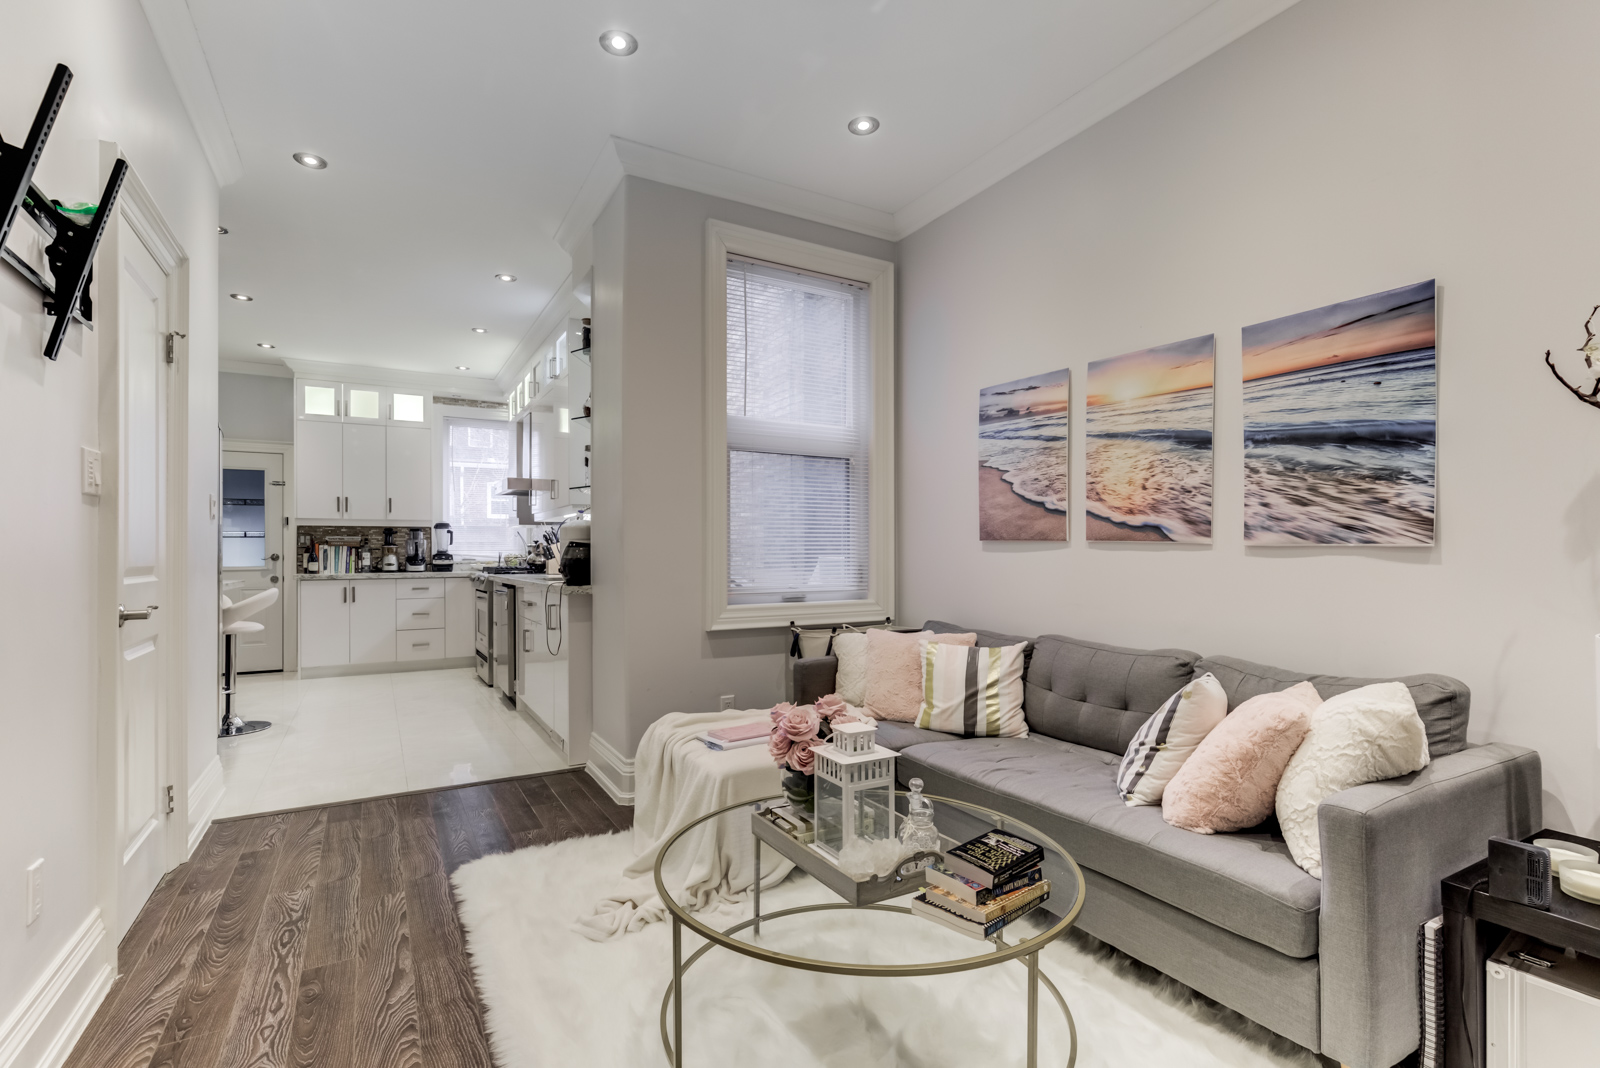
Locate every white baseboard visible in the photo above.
<box><xmin>297</xmin><ymin>656</ymin><xmax>474</xmax><ymax>680</ymax></box>
<box><xmin>586</xmin><ymin>733</ymin><xmax>635</xmax><ymax>805</ymax></box>
<box><xmin>0</xmin><ymin>910</ymin><xmax>113</xmax><ymax>1068</ymax></box>
<box><xmin>188</xmin><ymin>754</ymin><xmax>225</xmax><ymax>856</ymax></box>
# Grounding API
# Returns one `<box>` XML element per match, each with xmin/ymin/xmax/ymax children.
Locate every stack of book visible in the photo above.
<box><xmin>697</xmin><ymin>720</ymin><xmax>770</xmax><ymax>751</ymax></box>
<box><xmin>912</xmin><ymin>829</ymin><xmax>1049</xmax><ymax>940</ymax></box>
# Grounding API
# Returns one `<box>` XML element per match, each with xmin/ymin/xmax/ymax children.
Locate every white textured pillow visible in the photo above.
<box><xmin>1117</xmin><ymin>673</ymin><xmax>1228</xmax><ymax>806</ymax></box>
<box><xmin>915</xmin><ymin>641</ymin><xmax>1029</xmax><ymax>738</ymax></box>
<box><xmin>1274</xmin><ymin>681</ymin><xmax>1430</xmax><ymax>878</ymax></box>
<box><xmin>833</xmin><ymin>632</ymin><xmax>869</xmax><ymax>706</ymax></box>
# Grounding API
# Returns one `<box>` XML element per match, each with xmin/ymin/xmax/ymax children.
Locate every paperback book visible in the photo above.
<box><xmin>944</xmin><ymin>829</ymin><xmax>1044</xmax><ymax>889</ymax></box>
<box><xmin>919</xmin><ymin>879</ymin><xmax>1051</xmax><ymax>926</ymax></box>
<box><xmin>924</xmin><ymin>860</ymin><xmax>1044</xmax><ymax>905</ymax></box>
<box><xmin>911</xmin><ymin>890</ymin><xmax>1049</xmax><ymax>940</ymax></box>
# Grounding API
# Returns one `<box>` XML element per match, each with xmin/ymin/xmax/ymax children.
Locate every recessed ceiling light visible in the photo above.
<box><xmin>230</xmin><ymin>293</ymin><xmax>253</xmax><ymax>301</ymax></box>
<box><xmin>257</xmin><ymin>342</ymin><xmax>275</xmax><ymax>349</ymax></box>
<box><xmin>849</xmin><ymin>116</ymin><xmax>880</xmax><ymax>136</ymax></box>
<box><xmin>471</xmin><ymin>327</ymin><xmax>486</xmax><ymax>333</ymax></box>
<box><xmin>292</xmin><ymin>152</ymin><xmax>327</xmax><ymax>169</ymax></box>
<box><xmin>495</xmin><ymin>273</ymin><xmax>517</xmax><ymax>283</ymax></box>
<box><xmin>456</xmin><ymin>365</ymin><xmax>471</xmax><ymax>371</ymax></box>
<box><xmin>600</xmin><ymin>30</ymin><xmax>637</xmax><ymax>56</ymax></box>
<box><xmin>217</xmin><ymin>226</ymin><xmax>229</xmax><ymax>235</ymax></box>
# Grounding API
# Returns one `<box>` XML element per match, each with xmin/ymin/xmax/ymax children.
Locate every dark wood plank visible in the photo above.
<box><xmin>486</xmin><ymin>779</ymin><xmax>544</xmax><ymax>837</ymax></box>
<box><xmin>429</xmin><ymin>787</ymin><xmax>511</xmax><ymax>874</ymax></box>
<box><xmin>289</xmin><ymin>960</ymin><xmax>358</xmax><ymax>1068</ymax></box>
<box><xmin>360</xmin><ymin>796</ymin><xmax>400</xmax><ymax>841</ymax></box>
<box><xmin>118</xmin><ymin>867</ymin><xmax>185</xmax><ymax>973</ymax></box>
<box><xmin>514</xmin><ymin>777</ymin><xmax>587</xmax><ymax>842</ymax></box>
<box><xmin>572</xmin><ymin>771</ymin><xmax>635</xmax><ymax>832</ymax></box>
<box><xmin>354</xmin><ymin>892</ymin><xmax>422</xmax><ymax>1068</ymax></box>
<box><xmin>157</xmin><ymin>848</ymin><xmax>279</xmax><ymax>1054</ymax></box>
<box><xmin>546</xmin><ymin>773</ymin><xmax>620</xmax><ymax>837</ymax></box>
<box><xmin>406</xmin><ymin>876</ymin><xmax>491</xmax><ymax>1068</ymax></box>
<box><xmin>302</xmin><ymin>820</ymin><xmax>361</xmax><ymax>971</ymax></box>
<box><xmin>208</xmin><ymin>812</ymin><xmax>325</xmax><ymax>1068</ymax></box>
<box><xmin>395</xmin><ymin>794</ymin><xmax>445</xmax><ymax>884</ymax></box>
<box><xmin>63</xmin><ymin>888</ymin><xmax>223</xmax><ymax>1068</ymax></box>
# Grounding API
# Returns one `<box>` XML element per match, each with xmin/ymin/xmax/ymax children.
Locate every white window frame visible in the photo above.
<box><xmin>704</xmin><ymin>219</ymin><xmax>895</xmax><ymax>631</ymax></box>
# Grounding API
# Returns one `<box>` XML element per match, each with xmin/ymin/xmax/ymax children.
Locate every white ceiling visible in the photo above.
<box><xmin>181</xmin><ymin>0</ymin><xmax>1297</xmax><ymax>384</ymax></box>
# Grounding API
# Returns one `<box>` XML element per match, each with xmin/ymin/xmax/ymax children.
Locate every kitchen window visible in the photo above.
<box><xmin>705</xmin><ymin>221</ymin><xmax>895</xmax><ymax>630</ymax></box>
<box><xmin>444</xmin><ymin>416</ymin><xmax>517</xmax><ymax>556</ymax></box>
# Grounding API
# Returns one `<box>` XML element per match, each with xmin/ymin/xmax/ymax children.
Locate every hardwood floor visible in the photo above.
<box><xmin>66</xmin><ymin>770</ymin><xmax>631</xmax><ymax>1068</ymax></box>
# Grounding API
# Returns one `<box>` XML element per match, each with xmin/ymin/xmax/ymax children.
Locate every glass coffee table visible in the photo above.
<box><xmin>654</xmin><ymin>791</ymin><xmax>1085</xmax><ymax>1067</ymax></box>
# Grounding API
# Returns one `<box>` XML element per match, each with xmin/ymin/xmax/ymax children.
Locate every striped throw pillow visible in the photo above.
<box><xmin>916</xmin><ymin>641</ymin><xmax>1029</xmax><ymax>738</ymax></box>
<box><xmin>1116</xmin><ymin>673</ymin><xmax>1228</xmax><ymax>806</ymax></box>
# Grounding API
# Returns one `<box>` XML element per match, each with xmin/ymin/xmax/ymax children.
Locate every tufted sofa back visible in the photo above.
<box><xmin>1022</xmin><ymin>634</ymin><xmax>1201</xmax><ymax>754</ymax></box>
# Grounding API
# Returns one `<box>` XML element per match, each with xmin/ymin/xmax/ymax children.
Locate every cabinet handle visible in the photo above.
<box><xmin>335</xmin><ymin>495</ymin><xmax>340</xmax><ymax>515</ymax></box>
<box><xmin>388</xmin><ymin>497</ymin><xmax>392</xmax><ymax>514</ymax></box>
<box><xmin>342</xmin><ymin>586</ymin><xmax>347</xmax><ymax>604</ymax></box>
<box><xmin>352</xmin><ymin>585</ymin><xmax>356</xmax><ymax>602</ymax></box>
<box><xmin>413</xmin><ymin>642</ymin><xmax>429</xmax><ymax>648</ymax></box>
<box><xmin>413</xmin><ymin>611</ymin><xmax>430</xmax><ymax>617</ymax></box>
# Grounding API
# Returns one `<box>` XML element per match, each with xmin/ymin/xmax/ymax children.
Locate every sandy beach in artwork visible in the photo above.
<box><xmin>1085</xmin><ymin>513</ymin><xmax>1171</xmax><ymax>542</ymax></box>
<box><xmin>979</xmin><ymin>465</ymin><xmax>1066</xmax><ymax>541</ymax></box>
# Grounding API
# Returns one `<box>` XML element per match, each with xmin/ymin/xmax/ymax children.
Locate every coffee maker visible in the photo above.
<box><xmin>558</xmin><ymin>521</ymin><xmax>590</xmax><ymax>587</ymax></box>
<box><xmin>431</xmin><ymin>522</ymin><xmax>454</xmax><ymax>571</ymax></box>
<box><xmin>405</xmin><ymin>528</ymin><xmax>428</xmax><ymax>571</ymax></box>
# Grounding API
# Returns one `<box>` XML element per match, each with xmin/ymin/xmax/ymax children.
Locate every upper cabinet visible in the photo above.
<box><xmin>389</xmin><ymin>389</ymin><xmax>430</xmax><ymax>426</ymax></box>
<box><xmin>297</xmin><ymin>379</ymin><xmax>433</xmax><ymax>427</ymax></box>
<box><xmin>296</xmin><ymin>379</ymin><xmax>344</xmax><ymax>423</ymax></box>
<box><xmin>293</xmin><ymin>376</ymin><xmax>435</xmax><ymax>522</ymax></box>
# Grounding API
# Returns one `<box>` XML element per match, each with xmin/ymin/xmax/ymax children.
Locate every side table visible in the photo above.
<box><xmin>1441</xmin><ymin>828</ymin><xmax>1600</xmax><ymax>1067</ymax></box>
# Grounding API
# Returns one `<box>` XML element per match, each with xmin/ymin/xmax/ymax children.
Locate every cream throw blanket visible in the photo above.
<box><xmin>572</xmin><ymin>710</ymin><xmax>791</xmax><ymax>941</ymax></box>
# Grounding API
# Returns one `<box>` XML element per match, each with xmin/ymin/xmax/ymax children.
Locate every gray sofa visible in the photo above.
<box><xmin>790</xmin><ymin>623</ymin><xmax>1541</xmax><ymax>1068</ymax></box>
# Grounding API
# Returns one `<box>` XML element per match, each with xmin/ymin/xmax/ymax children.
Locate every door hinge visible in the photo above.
<box><xmin>165</xmin><ymin>331</ymin><xmax>186</xmax><ymax>364</ymax></box>
<box><xmin>164</xmin><ymin>784</ymin><xmax>175</xmax><ymax>815</ymax></box>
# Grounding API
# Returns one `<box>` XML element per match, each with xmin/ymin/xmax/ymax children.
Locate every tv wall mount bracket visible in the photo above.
<box><xmin>1</xmin><ymin>63</ymin><xmax>129</xmax><ymax>361</ymax></box>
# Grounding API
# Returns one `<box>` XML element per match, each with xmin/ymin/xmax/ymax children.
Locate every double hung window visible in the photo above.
<box><xmin>443</xmin><ymin>417</ymin><xmax>516</xmax><ymax>556</ymax></box>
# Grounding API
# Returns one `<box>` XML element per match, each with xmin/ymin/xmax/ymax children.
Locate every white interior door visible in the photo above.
<box><xmin>114</xmin><ymin>232</ymin><xmax>171</xmax><ymax>941</ymax></box>
<box><xmin>222</xmin><ymin>450</ymin><xmax>285</xmax><ymax>671</ymax></box>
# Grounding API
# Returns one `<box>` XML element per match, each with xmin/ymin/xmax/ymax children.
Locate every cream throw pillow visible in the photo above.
<box><xmin>833</xmin><ymin>632</ymin><xmax>869</xmax><ymax>706</ymax></box>
<box><xmin>1274</xmin><ymin>682</ymin><xmax>1430</xmax><ymax>878</ymax></box>
<box><xmin>1162</xmin><ymin>681</ymin><xmax>1320</xmax><ymax>834</ymax></box>
<box><xmin>1117</xmin><ymin>673</ymin><xmax>1228</xmax><ymax>806</ymax></box>
<box><xmin>864</xmin><ymin>629</ymin><xmax>976</xmax><ymax>722</ymax></box>
<box><xmin>915</xmin><ymin>641</ymin><xmax>1029</xmax><ymax>738</ymax></box>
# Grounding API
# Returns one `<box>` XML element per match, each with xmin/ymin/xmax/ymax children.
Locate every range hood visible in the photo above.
<box><xmin>494</xmin><ymin>477</ymin><xmax>557</xmax><ymax>497</ymax></box>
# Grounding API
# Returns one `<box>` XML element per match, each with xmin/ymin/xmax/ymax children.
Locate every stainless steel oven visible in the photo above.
<box><xmin>473</xmin><ymin>575</ymin><xmax>494</xmax><ymax>686</ymax></box>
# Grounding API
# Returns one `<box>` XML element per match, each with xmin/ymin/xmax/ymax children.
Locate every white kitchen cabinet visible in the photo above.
<box><xmin>299</xmin><ymin>581</ymin><xmax>351</xmax><ymax>667</ymax></box>
<box><xmin>395</xmin><ymin>596</ymin><xmax>443</xmax><ymax>631</ymax></box>
<box><xmin>343</xmin><ymin>384</ymin><xmax>386</xmax><ymax>423</ymax></box>
<box><xmin>385</xmin><ymin>425</ymin><xmax>432</xmax><ymax>521</ymax></box>
<box><xmin>342</xmin><ymin>423</ymin><xmax>388</xmax><ymax>521</ymax></box>
<box><xmin>296</xmin><ymin>421</ymin><xmax>345</xmax><ymax>521</ymax></box>
<box><xmin>444</xmin><ymin>578</ymin><xmax>473</xmax><ymax>658</ymax></box>
<box><xmin>387</xmin><ymin>390</ymin><xmax>431</xmax><ymax>426</ymax></box>
<box><xmin>348</xmin><ymin>579</ymin><xmax>396</xmax><ymax>664</ymax></box>
<box><xmin>295</xmin><ymin>379</ymin><xmax>343</xmax><ymax>423</ymax></box>
<box><xmin>397</xmin><ymin>630</ymin><xmax>446</xmax><ymax>660</ymax></box>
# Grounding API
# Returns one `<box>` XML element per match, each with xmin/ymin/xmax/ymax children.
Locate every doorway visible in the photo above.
<box><xmin>221</xmin><ymin>449</ymin><xmax>286</xmax><ymax>671</ymax></box>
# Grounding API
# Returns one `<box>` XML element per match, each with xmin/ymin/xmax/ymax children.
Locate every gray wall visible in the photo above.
<box><xmin>220</xmin><ymin>372</ymin><xmax>293</xmax><ymax>442</ymax></box>
<box><xmin>896</xmin><ymin>0</ymin><xmax>1600</xmax><ymax>835</ymax></box>
<box><xmin>591</xmin><ymin>176</ymin><xmax>897</xmax><ymax>755</ymax></box>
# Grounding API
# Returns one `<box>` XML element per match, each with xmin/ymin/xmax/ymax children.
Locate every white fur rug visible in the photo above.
<box><xmin>452</xmin><ymin>833</ymin><xmax>1324</xmax><ymax>1067</ymax></box>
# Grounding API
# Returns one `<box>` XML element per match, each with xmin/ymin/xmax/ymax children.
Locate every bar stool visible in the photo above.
<box><xmin>220</xmin><ymin>587</ymin><xmax>278</xmax><ymax>737</ymax></box>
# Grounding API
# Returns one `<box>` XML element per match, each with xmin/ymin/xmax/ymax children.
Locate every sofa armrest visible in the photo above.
<box><xmin>788</xmin><ymin>656</ymin><xmax>838</xmax><ymax>706</ymax></box>
<box><xmin>1317</xmin><ymin>742</ymin><xmax>1541</xmax><ymax>1068</ymax></box>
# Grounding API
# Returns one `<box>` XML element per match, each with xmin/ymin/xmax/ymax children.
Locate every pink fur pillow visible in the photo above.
<box><xmin>864</xmin><ymin>629</ymin><xmax>976</xmax><ymax>722</ymax></box>
<box><xmin>1162</xmin><ymin>681</ymin><xmax>1321</xmax><ymax>834</ymax></box>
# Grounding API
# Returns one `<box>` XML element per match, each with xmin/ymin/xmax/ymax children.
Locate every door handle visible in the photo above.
<box><xmin>270</xmin><ymin>553</ymin><xmax>280</xmax><ymax>562</ymax></box>
<box><xmin>119</xmin><ymin>604</ymin><xmax>158</xmax><ymax>627</ymax></box>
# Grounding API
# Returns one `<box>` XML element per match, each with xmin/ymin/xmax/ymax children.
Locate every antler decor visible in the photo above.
<box><xmin>1545</xmin><ymin>305</ymin><xmax>1600</xmax><ymax>408</ymax></box>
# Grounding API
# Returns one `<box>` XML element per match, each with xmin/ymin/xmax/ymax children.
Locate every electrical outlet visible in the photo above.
<box><xmin>719</xmin><ymin>694</ymin><xmax>736</xmax><ymax>711</ymax></box>
<box><xmin>25</xmin><ymin>859</ymin><xmax>42</xmax><ymax>926</ymax></box>
<box><xmin>80</xmin><ymin>446</ymin><xmax>102</xmax><ymax>496</ymax></box>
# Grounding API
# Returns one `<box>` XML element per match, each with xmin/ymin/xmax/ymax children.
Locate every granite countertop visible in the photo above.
<box><xmin>297</xmin><ymin>571</ymin><xmax>472</xmax><ymax>581</ymax></box>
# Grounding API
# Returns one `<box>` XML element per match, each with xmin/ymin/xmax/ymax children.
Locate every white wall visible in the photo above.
<box><xmin>0</xmin><ymin>0</ymin><xmax>219</xmax><ymax>1055</ymax></box>
<box><xmin>897</xmin><ymin>0</ymin><xmax>1600</xmax><ymax>835</ymax></box>
<box><xmin>590</xmin><ymin>177</ymin><xmax>897</xmax><ymax>757</ymax></box>
<box><xmin>220</xmin><ymin>371</ymin><xmax>291</xmax><ymax>441</ymax></box>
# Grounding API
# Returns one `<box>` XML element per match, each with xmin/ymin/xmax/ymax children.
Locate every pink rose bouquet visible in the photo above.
<box><xmin>768</xmin><ymin>693</ymin><xmax>853</xmax><ymax>773</ymax></box>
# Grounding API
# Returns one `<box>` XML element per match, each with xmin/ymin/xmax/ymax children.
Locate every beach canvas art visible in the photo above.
<box><xmin>979</xmin><ymin>368</ymin><xmax>1070</xmax><ymax>541</ymax></box>
<box><xmin>1085</xmin><ymin>335</ymin><xmax>1215</xmax><ymax>542</ymax></box>
<box><xmin>1242</xmin><ymin>280</ymin><xmax>1437</xmax><ymax>545</ymax></box>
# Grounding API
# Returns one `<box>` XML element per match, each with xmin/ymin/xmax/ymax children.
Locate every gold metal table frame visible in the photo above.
<box><xmin>653</xmin><ymin>792</ymin><xmax>1086</xmax><ymax>1067</ymax></box>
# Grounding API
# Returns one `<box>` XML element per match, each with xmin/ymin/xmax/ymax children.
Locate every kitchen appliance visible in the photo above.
<box><xmin>405</xmin><ymin>527</ymin><xmax>428</xmax><ymax>571</ymax></box>
<box><xmin>380</xmin><ymin>545</ymin><xmax>398</xmax><ymax>571</ymax></box>
<box><xmin>558</xmin><ymin>520</ymin><xmax>590</xmax><ymax>587</ymax></box>
<box><xmin>431</xmin><ymin>522</ymin><xmax>454</xmax><ymax>571</ymax></box>
<box><xmin>472</xmin><ymin>572</ymin><xmax>519</xmax><ymax>694</ymax></box>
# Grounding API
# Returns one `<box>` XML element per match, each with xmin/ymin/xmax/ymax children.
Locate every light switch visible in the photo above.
<box><xmin>25</xmin><ymin>859</ymin><xmax>42</xmax><ymax>926</ymax></box>
<box><xmin>80</xmin><ymin>446</ymin><xmax>102</xmax><ymax>496</ymax></box>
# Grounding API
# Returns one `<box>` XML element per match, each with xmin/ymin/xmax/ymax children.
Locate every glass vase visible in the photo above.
<box><xmin>780</xmin><ymin>767</ymin><xmax>815</xmax><ymax>817</ymax></box>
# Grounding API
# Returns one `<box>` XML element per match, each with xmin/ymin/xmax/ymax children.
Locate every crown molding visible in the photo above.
<box><xmin>219</xmin><ymin>356</ymin><xmax>292</xmax><ymax>378</ymax></box>
<box><xmin>494</xmin><ymin>274</ymin><xmax>575</xmax><ymax>394</ymax></box>
<box><xmin>892</xmin><ymin>0</ymin><xmax>1303</xmax><ymax>236</ymax></box>
<box><xmin>280</xmin><ymin>358</ymin><xmax>505</xmax><ymax>399</ymax></box>
<box><xmin>138</xmin><ymin>0</ymin><xmax>244</xmax><ymax>186</ymax></box>
<box><xmin>555</xmin><ymin>141</ymin><xmax>626</xmax><ymax>254</ymax></box>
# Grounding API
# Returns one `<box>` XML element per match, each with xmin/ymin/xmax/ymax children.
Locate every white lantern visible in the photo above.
<box><xmin>813</xmin><ymin>721</ymin><xmax>897</xmax><ymax>861</ymax></box>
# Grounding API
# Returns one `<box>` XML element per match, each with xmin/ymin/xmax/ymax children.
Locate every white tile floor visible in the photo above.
<box><xmin>215</xmin><ymin>666</ymin><xmax>571</xmax><ymax>818</ymax></box>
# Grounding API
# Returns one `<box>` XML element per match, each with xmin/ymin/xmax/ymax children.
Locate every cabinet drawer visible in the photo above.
<box><xmin>395</xmin><ymin>597</ymin><xmax>445</xmax><ymax>630</ymax></box>
<box><xmin>397</xmin><ymin>629</ymin><xmax>446</xmax><ymax>661</ymax></box>
<box><xmin>396</xmin><ymin>577</ymin><xmax>446</xmax><ymax>599</ymax></box>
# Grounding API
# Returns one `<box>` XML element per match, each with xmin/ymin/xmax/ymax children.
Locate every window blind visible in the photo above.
<box><xmin>726</xmin><ymin>255</ymin><xmax>871</xmax><ymax>604</ymax></box>
<box><xmin>444</xmin><ymin>416</ymin><xmax>517</xmax><ymax>555</ymax></box>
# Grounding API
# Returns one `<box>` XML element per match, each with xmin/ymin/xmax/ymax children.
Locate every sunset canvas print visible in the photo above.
<box><xmin>1085</xmin><ymin>335</ymin><xmax>1215</xmax><ymax>542</ymax></box>
<box><xmin>979</xmin><ymin>368</ymin><xmax>1070</xmax><ymax>541</ymax></box>
<box><xmin>1242</xmin><ymin>280</ymin><xmax>1437</xmax><ymax>545</ymax></box>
